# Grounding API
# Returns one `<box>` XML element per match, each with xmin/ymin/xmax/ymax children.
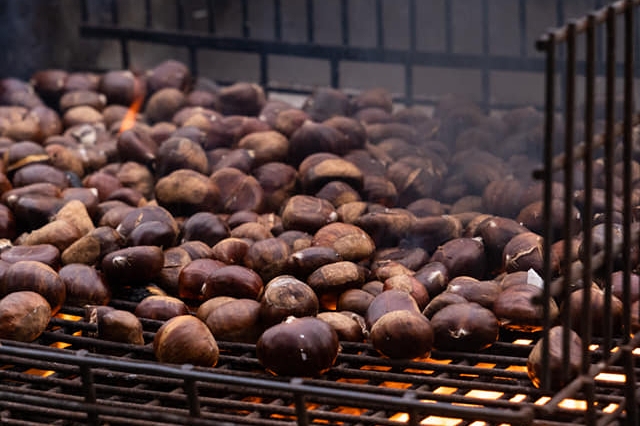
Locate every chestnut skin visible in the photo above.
<box><xmin>430</xmin><ymin>302</ymin><xmax>499</xmax><ymax>352</ymax></box>
<box><xmin>90</xmin><ymin>306</ymin><xmax>144</xmax><ymax>345</ymax></box>
<box><xmin>256</xmin><ymin>316</ymin><xmax>339</xmax><ymax>377</ymax></box>
<box><xmin>154</xmin><ymin>315</ymin><xmax>219</xmax><ymax>367</ymax></box>
<box><xmin>527</xmin><ymin>325</ymin><xmax>582</xmax><ymax>390</ymax></box>
<box><xmin>134</xmin><ymin>295</ymin><xmax>190</xmax><ymax>321</ymax></box>
<box><xmin>59</xmin><ymin>263</ymin><xmax>111</xmax><ymax>307</ymax></box>
<box><xmin>202</xmin><ymin>298</ymin><xmax>263</xmax><ymax>343</ymax></box>
<box><xmin>369</xmin><ymin>310</ymin><xmax>434</xmax><ymax>359</ymax></box>
<box><xmin>259</xmin><ymin>275</ymin><xmax>319</xmax><ymax>327</ymax></box>
<box><xmin>0</xmin><ymin>291</ymin><xmax>51</xmax><ymax>342</ymax></box>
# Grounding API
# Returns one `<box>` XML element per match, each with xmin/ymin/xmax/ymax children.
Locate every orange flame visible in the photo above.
<box><xmin>119</xmin><ymin>95</ymin><xmax>144</xmax><ymax>133</ymax></box>
<box><xmin>119</xmin><ymin>77</ymin><xmax>145</xmax><ymax>133</ymax></box>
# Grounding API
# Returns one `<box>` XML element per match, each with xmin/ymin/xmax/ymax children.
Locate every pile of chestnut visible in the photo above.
<box><xmin>0</xmin><ymin>59</ymin><xmax>636</xmax><ymax>388</ymax></box>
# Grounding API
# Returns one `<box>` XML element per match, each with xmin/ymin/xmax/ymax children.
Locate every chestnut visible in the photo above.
<box><xmin>493</xmin><ymin>283</ymin><xmax>559</xmax><ymax>332</ymax></box>
<box><xmin>337</xmin><ymin>289</ymin><xmax>375</xmax><ymax>317</ymax></box>
<box><xmin>306</xmin><ymin>261</ymin><xmax>368</xmax><ymax>296</ymax></box>
<box><xmin>61</xmin><ymin>226</ymin><xmax>124</xmax><ymax>266</ymax></box>
<box><xmin>101</xmin><ymin>245</ymin><xmax>164</xmax><ymax>287</ymax></box>
<box><xmin>211</xmin><ymin>237</ymin><xmax>251</xmax><ymax>265</ymax></box>
<box><xmin>134</xmin><ymin>295</ymin><xmax>190</xmax><ymax>321</ymax></box>
<box><xmin>286</xmin><ymin>246</ymin><xmax>342</xmax><ymax>279</ymax></box>
<box><xmin>259</xmin><ymin>275</ymin><xmax>319</xmax><ymax>327</ymax></box>
<box><xmin>1</xmin><ymin>260</ymin><xmax>65</xmax><ymax>315</ymax></box>
<box><xmin>430</xmin><ymin>302</ymin><xmax>499</xmax><ymax>352</ymax></box>
<box><xmin>563</xmin><ymin>284</ymin><xmax>624</xmax><ymax>337</ymax></box>
<box><xmin>312</xmin><ymin>222</ymin><xmax>376</xmax><ymax>262</ymax></box>
<box><xmin>243</xmin><ymin>237</ymin><xmax>291</xmax><ymax>282</ymax></box>
<box><xmin>1</xmin><ymin>243</ymin><xmax>60</xmax><ymax>268</ymax></box>
<box><xmin>178</xmin><ymin>258</ymin><xmax>225</xmax><ymax>301</ymax></box>
<box><xmin>202</xmin><ymin>265</ymin><xmax>264</xmax><ymax>300</ymax></box>
<box><xmin>383</xmin><ymin>274</ymin><xmax>430</xmax><ymax>311</ymax></box>
<box><xmin>422</xmin><ymin>292</ymin><xmax>468</xmax><ymax>319</ymax></box>
<box><xmin>317</xmin><ymin>311</ymin><xmax>366</xmax><ymax>342</ymax></box>
<box><xmin>527</xmin><ymin>326</ymin><xmax>582</xmax><ymax>390</ymax></box>
<box><xmin>88</xmin><ymin>306</ymin><xmax>144</xmax><ymax>345</ymax></box>
<box><xmin>443</xmin><ymin>276</ymin><xmax>501</xmax><ymax>310</ymax></box>
<box><xmin>256</xmin><ymin>316</ymin><xmax>339</xmax><ymax>376</ymax></box>
<box><xmin>414</xmin><ymin>261</ymin><xmax>450</xmax><ymax>299</ymax></box>
<box><xmin>154</xmin><ymin>315</ymin><xmax>219</xmax><ymax>367</ymax></box>
<box><xmin>365</xmin><ymin>289</ymin><xmax>421</xmax><ymax>329</ymax></box>
<box><xmin>59</xmin><ymin>263</ymin><xmax>111</xmax><ymax>307</ymax></box>
<box><xmin>281</xmin><ymin>195</ymin><xmax>337</xmax><ymax>234</ymax></box>
<box><xmin>0</xmin><ymin>291</ymin><xmax>51</xmax><ymax>342</ymax></box>
<box><xmin>370</xmin><ymin>310</ymin><xmax>434</xmax><ymax>359</ymax></box>
<box><xmin>202</xmin><ymin>298</ymin><xmax>263</xmax><ymax>343</ymax></box>
<box><xmin>430</xmin><ymin>237</ymin><xmax>486</xmax><ymax>280</ymax></box>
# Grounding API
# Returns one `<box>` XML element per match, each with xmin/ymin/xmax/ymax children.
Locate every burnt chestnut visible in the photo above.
<box><xmin>202</xmin><ymin>265</ymin><xmax>264</xmax><ymax>300</ymax></box>
<box><xmin>202</xmin><ymin>298</ymin><xmax>263</xmax><ymax>343</ymax></box>
<box><xmin>259</xmin><ymin>275</ymin><xmax>319</xmax><ymax>327</ymax></box>
<box><xmin>0</xmin><ymin>291</ymin><xmax>51</xmax><ymax>342</ymax></box>
<box><xmin>527</xmin><ymin>326</ymin><xmax>582</xmax><ymax>390</ymax></box>
<box><xmin>430</xmin><ymin>237</ymin><xmax>486</xmax><ymax>279</ymax></box>
<box><xmin>101</xmin><ymin>245</ymin><xmax>164</xmax><ymax>286</ymax></box>
<box><xmin>59</xmin><ymin>263</ymin><xmax>111</xmax><ymax>307</ymax></box>
<box><xmin>154</xmin><ymin>315</ymin><xmax>219</xmax><ymax>367</ymax></box>
<box><xmin>370</xmin><ymin>310</ymin><xmax>434</xmax><ymax>359</ymax></box>
<box><xmin>257</xmin><ymin>316</ymin><xmax>339</xmax><ymax>376</ymax></box>
<box><xmin>430</xmin><ymin>302</ymin><xmax>499</xmax><ymax>352</ymax></box>
<box><xmin>1</xmin><ymin>260</ymin><xmax>65</xmax><ymax>315</ymax></box>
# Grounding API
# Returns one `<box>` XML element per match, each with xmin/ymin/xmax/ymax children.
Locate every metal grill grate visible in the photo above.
<box><xmin>0</xmin><ymin>305</ymin><xmax>635</xmax><ymax>425</ymax></box>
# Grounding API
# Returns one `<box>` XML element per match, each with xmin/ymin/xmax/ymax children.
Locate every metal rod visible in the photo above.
<box><xmin>540</xmin><ymin>30</ymin><xmax>556</xmax><ymax>392</ymax></box>
<box><xmin>306</xmin><ymin>0</ymin><xmax>314</xmax><ymax>43</ymax></box>
<box><xmin>340</xmin><ymin>0</ymin><xmax>348</xmax><ymax>45</ymax></box>
<box><xmin>176</xmin><ymin>0</ymin><xmax>185</xmax><ymax>31</ymax></box>
<box><xmin>242</xmin><ymin>0</ymin><xmax>250</xmax><ymax>38</ymax></box>
<box><xmin>375</xmin><ymin>0</ymin><xmax>384</xmax><ymax>49</ymax></box>
<box><xmin>622</xmin><ymin>2</ymin><xmax>638</xmax><ymax>424</ymax></box>
<box><xmin>603</xmin><ymin>5</ymin><xmax>616</xmax><ymax>360</ymax></box>
<box><xmin>519</xmin><ymin>0</ymin><xmax>528</xmax><ymax>56</ymax></box>
<box><xmin>207</xmin><ymin>0</ymin><xmax>216</xmax><ymax>33</ymax></box>
<box><xmin>444</xmin><ymin>0</ymin><xmax>453</xmax><ymax>53</ymax></box>
<box><xmin>274</xmin><ymin>0</ymin><xmax>282</xmax><ymax>41</ymax></box>
<box><xmin>561</xmin><ymin>20</ymin><xmax>577</xmax><ymax>388</ymax></box>
<box><xmin>481</xmin><ymin>0</ymin><xmax>491</xmax><ymax>113</ymax></box>
<box><xmin>144</xmin><ymin>0</ymin><xmax>152</xmax><ymax>28</ymax></box>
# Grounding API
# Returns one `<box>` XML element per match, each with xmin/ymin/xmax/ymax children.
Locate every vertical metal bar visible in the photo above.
<box><xmin>144</xmin><ymin>0</ymin><xmax>152</xmax><ymax>28</ymax></box>
<box><xmin>557</xmin><ymin>0</ymin><xmax>566</xmax><ymax>110</ymax></box>
<box><xmin>242</xmin><ymin>0</ymin><xmax>250</xmax><ymax>38</ymax></box>
<box><xmin>561</xmin><ymin>21</ymin><xmax>577</xmax><ymax>387</ymax></box>
<box><xmin>182</xmin><ymin>366</ymin><xmax>201</xmax><ymax>417</ymax></box>
<box><xmin>207</xmin><ymin>0</ymin><xmax>216</xmax><ymax>33</ymax></box>
<box><xmin>189</xmin><ymin>47</ymin><xmax>198</xmax><ymax>79</ymax></box>
<box><xmin>274</xmin><ymin>0</ymin><xmax>282</xmax><ymax>41</ymax></box>
<box><xmin>481</xmin><ymin>0</ymin><xmax>490</xmax><ymax>113</ymax></box>
<box><xmin>80</xmin><ymin>0</ymin><xmax>89</xmax><ymax>22</ymax></box>
<box><xmin>110</xmin><ymin>0</ymin><xmax>119</xmax><ymax>25</ymax></box>
<box><xmin>375</xmin><ymin>0</ymin><xmax>384</xmax><ymax>49</ymax></box>
<box><xmin>340</xmin><ymin>0</ymin><xmax>349</xmax><ymax>45</ymax></box>
<box><xmin>260</xmin><ymin>53</ymin><xmax>268</xmax><ymax>92</ymax></box>
<box><xmin>176</xmin><ymin>0</ymin><xmax>185</xmax><ymax>30</ymax></box>
<box><xmin>444</xmin><ymin>0</ymin><xmax>453</xmax><ymax>53</ymax></box>
<box><xmin>603</xmin><ymin>5</ymin><xmax>616</xmax><ymax>360</ymax></box>
<box><xmin>290</xmin><ymin>378</ymin><xmax>309</xmax><ymax>426</ymax></box>
<box><xmin>78</xmin><ymin>351</ymin><xmax>98</xmax><ymax>426</ymax></box>
<box><xmin>307</xmin><ymin>0</ymin><xmax>315</xmax><ymax>43</ymax></box>
<box><xmin>519</xmin><ymin>0</ymin><xmax>527</xmax><ymax>57</ymax></box>
<box><xmin>540</xmin><ymin>32</ymin><xmax>556</xmax><ymax>392</ymax></box>
<box><xmin>331</xmin><ymin>59</ymin><xmax>340</xmax><ymax>89</ymax></box>
<box><xmin>405</xmin><ymin>0</ymin><xmax>416</xmax><ymax>106</ymax></box>
<box><xmin>622</xmin><ymin>2</ymin><xmax>638</xmax><ymax>424</ymax></box>
<box><xmin>582</xmin><ymin>14</ymin><xmax>596</xmax><ymax>425</ymax></box>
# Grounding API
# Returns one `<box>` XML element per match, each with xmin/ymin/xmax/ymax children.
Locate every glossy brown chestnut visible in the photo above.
<box><xmin>59</xmin><ymin>263</ymin><xmax>111</xmax><ymax>307</ymax></box>
<box><xmin>493</xmin><ymin>283</ymin><xmax>558</xmax><ymax>332</ymax></box>
<box><xmin>134</xmin><ymin>295</ymin><xmax>190</xmax><ymax>321</ymax></box>
<box><xmin>430</xmin><ymin>237</ymin><xmax>486</xmax><ymax>280</ymax></box>
<box><xmin>443</xmin><ymin>276</ymin><xmax>501</xmax><ymax>310</ymax></box>
<box><xmin>202</xmin><ymin>298</ymin><xmax>263</xmax><ymax>343</ymax></box>
<box><xmin>317</xmin><ymin>311</ymin><xmax>366</xmax><ymax>342</ymax></box>
<box><xmin>383</xmin><ymin>274</ymin><xmax>430</xmax><ymax>311</ymax></box>
<box><xmin>311</xmin><ymin>222</ymin><xmax>376</xmax><ymax>262</ymax></box>
<box><xmin>281</xmin><ymin>195</ymin><xmax>337</xmax><ymax>234</ymax></box>
<box><xmin>89</xmin><ymin>306</ymin><xmax>144</xmax><ymax>345</ymax></box>
<box><xmin>178</xmin><ymin>258</ymin><xmax>225</xmax><ymax>301</ymax></box>
<box><xmin>365</xmin><ymin>289</ymin><xmax>421</xmax><ymax>329</ymax></box>
<box><xmin>155</xmin><ymin>169</ymin><xmax>221</xmax><ymax>216</ymax></box>
<box><xmin>370</xmin><ymin>310</ymin><xmax>434</xmax><ymax>359</ymax></box>
<box><xmin>256</xmin><ymin>316</ymin><xmax>340</xmax><ymax>376</ymax></box>
<box><xmin>337</xmin><ymin>289</ymin><xmax>375</xmax><ymax>317</ymax></box>
<box><xmin>0</xmin><ymin>291</ymin><xmax>51</xmax><ymax>342</ymax></box>
<box><xmin>61</xmin><ymin>226</ymin><xmax>124</xmax><ymax>266</ymax></box>
<box><xmin>527</xmin><ymin>326</ymin><xmax>582</xmax><ymax>390</ymax></box>
<box><xmin>422</xmin><ymin>292</ymin><xmax>468</xmax><ymax>319</ymax></box>
<box><xmin>101</xmin><ymin>245</ymin><xmax>164</xmax><ymax>287</ymax></box>
<box><xmin>154</xmin><ymin>315</ymin><xmax>219</xmax><ymax>367</ymax></box>
<box><xmin>1</xmin><ymin>260</ymin><xmax>65</xmax><ymax>315</ymax></box>
<box><xmin>430</xmin><ymin>302</ymin><xmax>499</xmax><ymax>352</ymax></box>
<box><xmin>202</xmin><ymin>264</ymin><xmax>264</xmax><ymax>300</ymax></box>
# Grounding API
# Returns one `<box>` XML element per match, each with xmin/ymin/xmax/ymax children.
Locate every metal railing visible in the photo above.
<box><xmin>536</xmin><ymin>0</ymin><xmax>640</xmax><ymax>424</ymax></box>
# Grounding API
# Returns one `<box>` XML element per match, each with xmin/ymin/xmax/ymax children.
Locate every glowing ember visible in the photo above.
<box><xmin>535</xmin><ymin>397</ymin><xmax>551</xmax><ymax>405</ymax></box>
<box><xmin>558</xmin><ymin>399</ymin><xmax>586</xmax><ymax>410</ymax></box>
<box><xmin>25</xmin><ymin>368</ymin><xmax>55</xmax><ymax>377</ymax></box>
<box><xmin>512</xmin><ymin>339</ymin><xmax>533</xmax><ymax>345</ymax></box>
<box><xmin>510</xmin><ymin>394</ymin><xmax>527</xmax><ymax>403</ymax></box>
<box><xmin>420</xmin><ymin>415</ymin><xmax>462</xmax><ymax>425</ymax></box>
<box><xmin>434</xmin><ymin>386</ymin><xmax>458</xmax><ymax>395</ymax></box>
<box><xmin>505</xmin><ymin>365</ymin><xmax>528</xmax><ymax>373</ymax></box>
<box><xmin>603</xmin><ymin>403</ymin><xmax>620</xmax><ymax>413</ymax></box>
<box><xmin>56</xmin><ymin>313</ymin><xmax>82</xmax><ymax>321</ymax></box>
<box><xmin>595</xmin><ymin>372</ymin><xmax>626</xmax><ymax>383</ymax></box>
<box><xmin>465</xmin><ymin>390</ymin><xmax>503</xmax><ymax>400</ymax></box>
<box><xmin>380</xmin><ymin>381</ymin><xmax>412</xmax><ymax>389</ymax></box>
<box><xmin>474</xmin><ymin>363</ymin><xmax>496</xmax><ymax>369</ymax></box>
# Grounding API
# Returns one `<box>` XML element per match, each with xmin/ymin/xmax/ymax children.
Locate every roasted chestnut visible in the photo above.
<box><xmin>259</xmin><ymin>275</ymin><xmax>319</xmax><ymax>327</ymax></box>
<box><xmin>370</xmin><ymin>310</ymin><xmax>434</xmax><ymax>359</ymax></box>
<box><xmin>0</xmin><ymin>291</ymin><xmax>51</xmax><ymax>342</ymax></box>
<box><xmin>154</xmin><ymin>315</ymin><xmax>219</xmax><ymax>367</ymax></box>
<box><xmin>256</xmin><ymin>316</ymin><xmax>339</xmax><ymax>376</ymax></box>
<box><xmin>527</xmin><ymin>326</ymin><xmax>582</xmax><ymax>390</ymax></box>
<box><xmin>430</xmin><ymin>302</ymin><xmax>499</xmax><ymax>352</ymax></box>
